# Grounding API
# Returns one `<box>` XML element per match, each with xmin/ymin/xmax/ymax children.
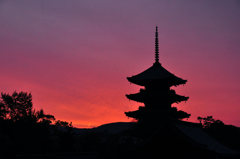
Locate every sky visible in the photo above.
<box><xmin>0</xmin><ymin>0</ymin><xmax>239</xmax><ymax>128</ymax></box>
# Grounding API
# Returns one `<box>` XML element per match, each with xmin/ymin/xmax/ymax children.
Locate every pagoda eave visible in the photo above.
<box><xmin>127</xmin><ymin>77</ymin><xmax>187</xmax><ymax>87</ymax></box>
<box><xmin>172</xmin><ymin>96</ymin><xmax>189</xmax><ymax>103</ymax></box>
<box><xmin>126</xmin><ymin>94</ymin><xmax>144</xmax><ymax>103</ymax></box>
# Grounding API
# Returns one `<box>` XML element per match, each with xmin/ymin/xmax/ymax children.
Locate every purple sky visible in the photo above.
<box><xmin>0</xmin><ymin>0</ymin><xmax>240</xmax><ymax>127</ymax></box>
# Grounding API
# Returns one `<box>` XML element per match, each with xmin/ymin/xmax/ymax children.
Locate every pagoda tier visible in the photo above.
<box><xmin>127</xmin><ymin>62</ymin><xmax>187</xmax><ymax>87</ymax></box>
<box><xmin>126</xmin><ymin>89</ymin><xmax>189</xmax><ymax>105</ymax></box>
<box><xmin>125</xmin><ymin>106</ymin><xmax>191</xmax><ymax>121</ymax></box>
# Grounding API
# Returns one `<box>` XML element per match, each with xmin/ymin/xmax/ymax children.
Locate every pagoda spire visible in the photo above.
<box><xmin>155</xmin><ymin>26</ymin><xmax>159</xmax><ymax>63</ymax></box>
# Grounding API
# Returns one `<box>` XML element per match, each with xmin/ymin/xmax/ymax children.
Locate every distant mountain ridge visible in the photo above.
<box><xmin>73</xmin><ymin>122</ymin><xmax>135</xmax><ymax>135</ymax></box>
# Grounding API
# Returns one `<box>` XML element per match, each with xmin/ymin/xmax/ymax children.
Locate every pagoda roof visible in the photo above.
<box><xmin>127</xmin><ymin>62</ymin><xmax>187</xmax><ymax>86</ymax></box>
<box><xmin>126</xmin><ymin>90</ymin><xmax>189</xmax><ymax>104</ymax></box>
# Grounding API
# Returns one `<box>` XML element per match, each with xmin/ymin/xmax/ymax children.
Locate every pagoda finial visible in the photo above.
<box><xmin>155</xmin><ymin>26</ymin><xmax>159</xmax><ymax>63</ymax></box>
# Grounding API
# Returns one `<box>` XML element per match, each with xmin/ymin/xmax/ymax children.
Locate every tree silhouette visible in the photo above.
<box><xmin>35</xmin><ymin>109</ymin><xmax>55</xmax><ymax>125</ymax></box>
<box><xmin>0</xmin><ymin>91</ymin><xmax>33</xmax><ymax>121</ymax></box>
<box><xmin>0</xmin><ymin>91</ymin><xmax>77</xmax><ymax>156</ymax></box>
<box><xmin>0</xmin><ymin>91</ymin><xmax>57</xmax><ymax>125</ymax></box>
<box><xmin>197</xmin><ymin>116</ymin><xmax>224</xmax><ymax>128</ymax></box>
<box><xmin>55</xmin><ymin>120</ymin><xmax>72</xmax><ymax>127</ymax></box>
<box><xmin>0</xmin><ymin>100</ymin><xmax>8</xmax><ymax>120</ymax></box>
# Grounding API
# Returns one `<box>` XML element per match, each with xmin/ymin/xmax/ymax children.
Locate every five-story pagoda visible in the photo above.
<box><xmin>125</xmin><ymin>27</ymin><xmax>190</xmax><ymax>123</ymax></box>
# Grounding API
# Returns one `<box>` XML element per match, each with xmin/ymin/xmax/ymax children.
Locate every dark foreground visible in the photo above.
<box><xmin>16</xmin><ymin>153</ymin><xmax>98</xmax><ymax>159</ymax></box>
<box><xmin>1</xmin><ymin>122</ymin><xmax>239</xmax><ymax>159</ymax></box>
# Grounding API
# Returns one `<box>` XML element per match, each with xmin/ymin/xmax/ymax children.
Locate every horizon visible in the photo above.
<box><xmin>0</xmin><ymin>0</ymin><xmax>239</xmax><ymax>128</ymax></box>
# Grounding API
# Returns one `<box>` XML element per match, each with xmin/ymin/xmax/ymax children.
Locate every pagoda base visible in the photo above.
<box><xmin>125</xmin><ymin>106</ymin><xmax>190</xmax><ymax>123</ymax></box>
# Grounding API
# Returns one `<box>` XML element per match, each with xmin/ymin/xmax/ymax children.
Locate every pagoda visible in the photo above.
<box><xmin>125</xmin><ymin>27</ymin><xmax>190</xmax><ymax>123</ymax></box>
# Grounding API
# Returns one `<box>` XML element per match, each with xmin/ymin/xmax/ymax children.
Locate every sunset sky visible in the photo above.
<box><xmin>0</xmin><ymin>0</ymin><xmax>239</xmax><ymax>128</ymax></box>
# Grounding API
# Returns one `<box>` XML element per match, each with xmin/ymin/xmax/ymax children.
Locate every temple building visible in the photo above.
<box><xmin>125</xmin><ymin>26</ymin><xmax>190</xmax><ymax>122</ymax></box>
<box><xmin>115</xmin><ymin>27</ymin><xmax>238</xmax><ymax>159</ymax></box>
<box><xmin>122</xmin><ymin>27</ymin><xmax>238</xmax><ymax>158</ymax></box>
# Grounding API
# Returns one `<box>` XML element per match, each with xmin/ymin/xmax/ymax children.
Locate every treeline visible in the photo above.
<box><xmin>197</xmin><ymin>116</ymin><xmax>240</xmax><ymax>151</ymax></box>
<box><xmin>0</xmin><ymin>91</ymin><xmax>72</xmax><ymax>127</ymax></box>
<box><xmin>0</xmin><ymin>91</ymin><xmax>74</xmax><ymax>156</ymax></box>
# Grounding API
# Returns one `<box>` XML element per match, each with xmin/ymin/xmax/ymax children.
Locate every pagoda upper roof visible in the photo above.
<box><xmin>127</xmin><ymin>62</ymin><xmax>187</xmax><ymax>86</ymax></box>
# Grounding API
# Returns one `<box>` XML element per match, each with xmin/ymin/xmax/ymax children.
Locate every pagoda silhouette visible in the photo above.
<box><xmin>119</xmin><ymin>27</ymin><xmax>238</xmax><ymax>159</ymax></box>
<box><xmin>125</xmin><ymin>26</ymin><xmax>190</xmax><ymax>123</ymax></box>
